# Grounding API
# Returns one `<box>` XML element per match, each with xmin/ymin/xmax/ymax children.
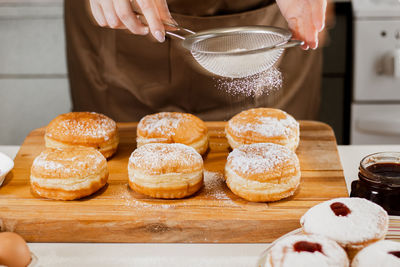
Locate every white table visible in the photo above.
<box><xmin>1</xmin><ymin>145</ymin><xmax>398</xmax><ymax>267</ymax></box>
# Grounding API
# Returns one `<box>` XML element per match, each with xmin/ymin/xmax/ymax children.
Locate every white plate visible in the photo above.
<box><xmin>0</xmin><ymin>152</ymin><xmax>14</xmax><ymax>186</ymax></box>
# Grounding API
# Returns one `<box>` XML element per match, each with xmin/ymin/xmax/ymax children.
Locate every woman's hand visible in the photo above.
<box><xmin>276</xmin><ymin>0</ymin><xmax>327</xmax><ymax>50</ymax></box>
<box><xmin>89</xmin><ymin>0</ymin><xmax>174</xmax><ymax>42</ymax></box>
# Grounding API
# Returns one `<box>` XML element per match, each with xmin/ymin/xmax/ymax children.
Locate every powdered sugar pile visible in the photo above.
<box><xmin>227</xmin><ymin>143</ymin><xmax>294</xmax><ymax>175</ymax></box>
<box><xmin>216</xmin><ymin>67</ymin><xmax>282</xmax><ymax>97</ymax></box>
<box><xmin>129</xmin><ymin>143</ymin><xmax>203</xmax><ymax>173</ymax></box>
<box><xmin>203</xmin><ymin>171</ymin><xmax>229</xmax><ymax>200</ymax></box>
<box><xmin>228</xmin><ymin>115</ymin><xmax>297</xmax><ymax>138</ymax></box>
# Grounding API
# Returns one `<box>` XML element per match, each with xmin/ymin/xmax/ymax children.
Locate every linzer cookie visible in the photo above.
<box><xmin>300</xmin><ymin>197</ymin><xmax>389</xmax><ymax>258</ymax></box>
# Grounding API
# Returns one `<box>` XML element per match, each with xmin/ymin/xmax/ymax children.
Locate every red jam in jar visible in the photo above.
<box><xmin>351</xmin><ymin>152</ymin><xmax>400</xmax><ymax>215</ymax></box>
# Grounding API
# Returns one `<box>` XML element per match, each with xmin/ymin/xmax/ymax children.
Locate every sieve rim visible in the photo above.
<box><xmin>182</xmin><ymin>25</ymin><xmax>292</xmax><ymax>55</ymax></box>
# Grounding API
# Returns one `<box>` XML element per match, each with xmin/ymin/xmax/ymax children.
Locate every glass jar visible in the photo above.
<box><xmin>351</xmin><ymin>152</ymin><xmax>400</xmax><ymax>215</ymax></box>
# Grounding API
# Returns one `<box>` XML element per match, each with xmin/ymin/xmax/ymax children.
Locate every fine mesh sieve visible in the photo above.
<box><xmin>178</xmin><ymin>26</ymin><xmax>303</xmax><ymax>78</ymax></box>
<box><xmin>131</xmin><ymin>9</ymin><xmax>303</xmax><ymax>78</ymax></box>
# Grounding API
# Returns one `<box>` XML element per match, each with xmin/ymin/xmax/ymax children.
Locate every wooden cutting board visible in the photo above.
<box><xmin>0</xmin><ymin>121</ymin><xmax>348</xmax><ymax>243</ymax></box>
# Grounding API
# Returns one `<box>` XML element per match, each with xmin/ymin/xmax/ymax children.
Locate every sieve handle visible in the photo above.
<box><xmin>134</xmin><ymin>12</ymin><xmax>194</xmax><ymax>40</ymax></box>
<box><xmin>274</xmin><ymin>40</ymin><xmax>304</xmax><ymax>49</ymax></box>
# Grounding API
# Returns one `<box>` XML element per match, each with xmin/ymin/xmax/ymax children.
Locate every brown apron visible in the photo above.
<box><xmin>64</xmin><ymin>0</ymin><xmax>322</xmax><ymax>121</ymax></box>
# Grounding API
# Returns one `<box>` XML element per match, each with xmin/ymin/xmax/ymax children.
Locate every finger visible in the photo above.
<box><xmin>305</xmin><ymin>7</ymin><xmax>319</xmax><ymax>49</ymax></box>
<box><xmin>287</xmin><ymin>17</ymin><xmax>300</xmax><ymax>40</ymax></box>
<box><xmin>100</xmin><ymin>0</ymin><xmax>122</xmax><ymax>29</ymax></box>
<box><xmin>136</xmin><ymin>0</ymin><xmax>165</xmax><ymax>42</ymax></box>
<box><xmin>114</xmin><ymin>0</ymin><xmax>149</xmax><ymax>35</ymax></box>
<box><xmin>287</xmin><ymin>17</ymin><xmax>308</xmax><ymax>50</ymax></box>
<box><xmin>310</xmin><ymin>0</ymin><xmax>327</xmax><ymax>32</ymax></box>
<box><xmin>155</xmin><ymin>0</ymin><xmax>177</xmax><ymax>31</ymax></box>
<box><xmin>89</xmin><ymin>0</ymin><xmax>107</xmax><ymax>27</ymax></box>
<box><xmin>299</xmin><ymin>18</ymin><xmax>311</xmax><ymax>50</ymax></box>
<box><xmin>155</xmin><ymin>0</ymin><xmax>175</xmax><ymax>23</ymax></box>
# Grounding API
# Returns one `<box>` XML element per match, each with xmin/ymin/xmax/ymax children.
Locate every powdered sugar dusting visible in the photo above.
<box><xmin>227</xmin><ymin>143</ymin><xmax>295</xmax><ymax>175</ymax></box>
<box><xmin>352</xmin><ymin>240</ymin><xmax>400</xmax><ymax>266</ymax></box>
<box><xmin>269</xmin><ymin>234</ymin><xmax>349</xmax><ymax>267</ymax></box>
<box><xmin>138</xmin><ymin>113</ymin><xmax>185</xmax><ymax>138</ymax></box>
<box><xmin>203</xmin><ymin>171</ymin><xmax>229</xmax><ymax>200</ymax></box>
<box><xmin>228</xmin><ymin>110</ymin><xmax>298</xmax><ymax>138</ymax></box>
<box><xmin>117</xmin><ymin>183</ymin><xmax>174</xmax><ymax>210</ymax></box>
<box><xmin>300</xmin><ymin>197</ymin><xmax>389</xmax><ymax>246</ymax></box>
<box><xmin>46</xmin><ymin>112</ymin><xmax>116</xmax><ymax>141</ymax></box>
<box><xmin>129</xmin><ymin>143</ymin><xmax>202</xmax><ymax>174</ymax></box>
<box><xmin>216</xmin><ymin>67</ymin><xmax>282</xmax><ymax>97</ymax></box>
<box><xmin>32</xmin><ymin>148</ymin><xmax>105</xmax><ymax>177</ymax></box>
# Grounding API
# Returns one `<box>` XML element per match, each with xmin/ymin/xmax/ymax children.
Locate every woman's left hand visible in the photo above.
<box><xmin>276</xmin><ymin>0</ymin><xmax>327</xmax><ymax>50</ymax></box>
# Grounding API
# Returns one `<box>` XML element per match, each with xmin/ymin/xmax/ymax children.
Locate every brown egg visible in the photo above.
<box><xmin>0</xmin><ymin>232</ymin><xmax>31</xmax><ymax>267</ymax></box>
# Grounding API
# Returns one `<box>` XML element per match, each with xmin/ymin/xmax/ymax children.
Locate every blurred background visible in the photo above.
<box><xmin>1</xmin><ymin>0</ymin><xmax>399</xmax><ymax>146</ymax></box>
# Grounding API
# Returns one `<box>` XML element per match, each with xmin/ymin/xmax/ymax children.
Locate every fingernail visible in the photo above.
<box><xmin>312</xmin><ymin>41</ymin><xmax>318</xmax><ymax>50</ymax></box>
<box><xmin>319</xmin><ymin>22</ymin><xmax>325</xmax><ymax>32</ymax></box>
<box><xmin>154</xmin><ymin>30</ymin><xmax>165</xmax><ymax>43</ymax></box>
<box><xmin>142</xmin><ymin>27</ymin><xmax>149</xmax><ymax>35</ymax></box>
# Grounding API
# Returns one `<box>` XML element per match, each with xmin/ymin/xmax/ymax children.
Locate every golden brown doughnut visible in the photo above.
<box><xmin>30</xmin><ymin>147</ymin><xmax>108</xmax><ymax>200</ymax></box>
<box><xmin>225</xmin><ymin>108</ymin><xmax>299</xmax><ymax>151</ymax></box>
<box><xmin>225</xmin><ymin>143</ymin><xmax>301</xmax><ymax>202</ymax></box>
<box><xmin>45</xmin><ymin>112</ymin><xmax>119</xmax><ymax>158</ymax></box>
<box><xmin>136</xmin><ymin>112</ymin><xmax>208</xmax><ymax>155</ymax></box>
<box><xmin>128</xmin><ymin>143</ymin><xmax>204</xmax><ymax>199</ymax></box>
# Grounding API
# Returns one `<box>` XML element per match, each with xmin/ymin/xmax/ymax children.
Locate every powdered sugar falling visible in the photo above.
<box><xmin>216</xmin><ymin>67</ymin><xmax>282</xmax><ymax>97</ymax></box>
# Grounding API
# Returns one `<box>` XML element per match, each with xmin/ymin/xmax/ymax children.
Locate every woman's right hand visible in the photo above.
<box><xmin>89</xmin><ymin>0</ymin><xmax>174</xmax><ymax>42</ymax></box>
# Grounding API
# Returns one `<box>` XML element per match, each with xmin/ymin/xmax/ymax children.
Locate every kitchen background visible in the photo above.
<box><xmin>0</xmin><ymin>0</ymin><xmax>398</xmax><ymax>146</ymax></box>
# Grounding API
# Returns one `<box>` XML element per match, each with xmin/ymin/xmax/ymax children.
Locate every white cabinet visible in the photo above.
<box><xmin>0</xmin><ymin>0</ymin><xmax>71</xmax><ymax>145</ymax></box>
